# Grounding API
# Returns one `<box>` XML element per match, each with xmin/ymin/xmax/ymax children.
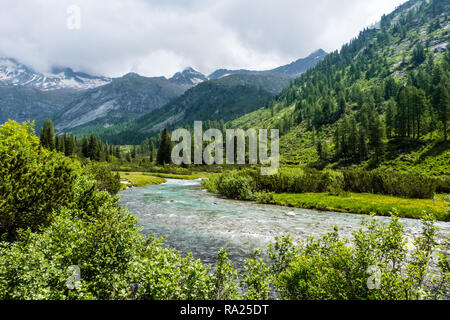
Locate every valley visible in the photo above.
<box><xmin>0</xmin><ymin>0</ymin><xmax>449</xmax><ymax>302</ymax></box>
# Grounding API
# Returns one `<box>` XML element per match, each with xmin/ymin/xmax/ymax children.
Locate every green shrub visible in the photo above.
<box><xmin>253</xmin><ymin>191</ymin><xmax>275</xmax><ymax>204</ymax></box>
<box><xmin>215</xmin><ymin>171</ymin><xmax>254</xmax><ymax>200</ymax></box>
<box><xmin>0</xmin><ymin>121</ymin><xmax>78</xmax><ymax>241</ymax></box>
<box><xmin>85</xmin><ymin>162</ymin><xmax>121</xmax><ymax>195</ymax></box>
<box><xmin>204</xmin><ymin>168</ymin><xmax>440</xmax><ymax>200</ymax></box>
<box><xmin>342</xmin><ymin>170</ymin><xmax>436</xmax><ymax>199</ymax></box>
<box><xmin>273</xmin><ymin>214</ymin><xmax>449</xmax><ymax>300</ymax></box>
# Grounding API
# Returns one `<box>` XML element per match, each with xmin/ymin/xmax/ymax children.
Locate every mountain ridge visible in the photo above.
<box><xmin>208</xmin><ymin>49</ymin><xmax>328</xmax><ymax>80</ymax></box>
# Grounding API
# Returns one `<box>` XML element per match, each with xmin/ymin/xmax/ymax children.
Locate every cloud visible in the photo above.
<box><xmin>0</xmin><ymin>0</ymin><xmax>407</xmax><ymax>78</ymax></box>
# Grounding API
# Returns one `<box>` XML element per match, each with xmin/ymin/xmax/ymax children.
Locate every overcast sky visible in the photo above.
<box><xmin>0</xmin><ymin>0</ymin><xmax>407</xmax><ymax>78</ymax></box>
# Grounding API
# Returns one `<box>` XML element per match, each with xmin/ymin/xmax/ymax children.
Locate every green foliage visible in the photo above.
<box><xmin>39</xmin><ymin>119</ymin><xmax>55</xmax><ymax>150</ymax></box>
<box><xmin>274</xmin><ymin>214</ymin><xmax>449</xmax><ymax>300</ymax></box>
<box><xmin>210</xmin><ymin>248</ymin><xmax>240</xmax><ymax>300</ymax></box>
<box><xmin>341</xmin><ymin>169</ymin><xmax>436</xmax><ymax>199</ymax></box>
<box><xmin>253</xmin><ymin>191</ymin><xmax>275</xmax><ymax>204</ymax></box>
<box><xmin>85</xmin><ymin>162</ymin><xmax>121</xmax><ymax>195</ymax></box>
<box><xmin>1</xmin><ymin>100</ymin><xmax>449</xmax><ymax>300</ymax></box>
<box><xmin>157</xmin><ymin>128</ymin><xmax>172</xmax><ymax>165</ymax></box>
<box><xmin>214</xmin><ymin>170</ymin><xmax>254</xmax><ymax>200</ymax></box>
<box><xmin>0</xmin><ymin>121</ymin><xmax>77</xmax><ymax>241</ymax></box>
<box><xmin>240</xmin><ymin>250</ymin><xmax>271</xmax><ymax>300</ymax></box>
<box><xmin>204</xmin><ymin>167</ymin><xmax>440</xmax><ymax>201</ymax></box>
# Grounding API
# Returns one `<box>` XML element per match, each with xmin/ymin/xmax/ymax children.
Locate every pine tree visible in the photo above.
<box><xmin>115</xmin><ymin>146</ymin><xmax>122</xmax><ymax>159</ymax></box>
<box><xmin>149</xmin><ymin>144</ymin><xmax>154</xmax><ymax>163</ymax></box>
<box><xmin>39</xmin><ymin>119</ymin><xmax>55</xmax><ymax>150</ymax></box>
<box><xmin>88</xmin><ymin>135</ymin><xmax>100</xmax><ymax>161</ymax></box>
<box><xmin>63</xmin><ymin>134</ymin><xmax>73</xmax><ymax>156</ymax></box>
<box><xmin>55</xmin><ymin>135</ymin><xmax>65</xmax><ymax>153</ymax></box>
<box><xmin>433</xmin><ymin>70</ymin><xmax>449</xmax><ymax>141</ymax></box>
<box><xmin>358</xmin><ymin>126</ymin><xmax>368</xmax><ymax>162</ymax></box>
<box><xmin>369</xmin><ymin>113</ymin><xmax>385</xmax><ymax>160</ymax></box>
<box><xmin>412</xmin><ymin>43</ymin><xmax>426</xmax><ymax>66</ymax></box>
<box><xmin>81</xmin><ymin>137</ymin><xmax>89</xmax><ymax>158</ymax></box>
<box><xmin>385</xmin><ymin>99</ymin><xmax>396</xmax><ymax>138</ymax></box>
<box><xmin>316</xmin><ymin>140</ymin><xmax>323</xmax><ymax>160</ymax></box>
<box><xmin>157</xmin><ymin>128</ymin><xmax>172</xmax><ymax>165</ymax></box>
<box><xmin>334</xmin><ymin>125</ymin><xmax>341</xmax><ymax>158</ymax></box>
<box><xmin>348</xmin><ymin>116</ymin><xmax>358</xmax><ymax>159</ymax></box>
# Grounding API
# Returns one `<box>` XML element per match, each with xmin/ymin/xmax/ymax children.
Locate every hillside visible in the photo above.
<box><xmin>53</xmin><ymin>73</ymin><xmax>188</xmax><ymax>133</ymax></box>
<box><xmin>0</xmin><ymin>85</ymin><xmax>77</xmax><ymax>130</ymax></box>
<box><xmin>86</xmin><ymin>73</ymin><xmax>292</xmax><ymax>144</ymax></box>
<box><xmin>228</xmin><ymin>0</ymin><xmax>449</xmax><ymax>176</ymax></box>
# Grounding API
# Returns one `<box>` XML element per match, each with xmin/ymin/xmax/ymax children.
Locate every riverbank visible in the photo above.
<box><xmin>118</xmin><ymin>171</ymin><xmax>210</xmax><ymax>188</ymax></box>
<box><xmin>119</xmin><ymin>172</ymin><xmax>166</xmax><ymax>188</ymax></box>
<box><xmin>147</xmin><ymin>172</ymin><xmax>210</xmax><ymax>180</ymax></box>
<box><xmin>201</xmin><ymin>169</ymin><xmax>450</xmax><ymax>221</ymax></box>
<box><xmin>120</xmin><ymin>171</ymin><xmax>449</xmax><ymax>221</ymax></box>
<box><xmin>272</xmin><ymin>192</ymin><xmax>450</xmax><ymax>221</ymax></box>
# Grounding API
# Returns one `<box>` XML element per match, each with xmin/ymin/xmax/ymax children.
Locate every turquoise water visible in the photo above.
<box><xmin>119</xmin><ymin>179</ymin><xmax>450</xmax><ymax>267</ymax></box>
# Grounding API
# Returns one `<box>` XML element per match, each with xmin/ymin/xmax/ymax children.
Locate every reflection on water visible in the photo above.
<box><xmin>119</xmin><ymin>179</ymin><xmax>450</xmax><ymax>267</ymax></box>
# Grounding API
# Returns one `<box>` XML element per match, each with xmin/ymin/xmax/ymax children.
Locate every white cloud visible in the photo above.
<box><xmin>0</xmin><ymin>0</ymin><xmax>407</xmax><ymax>78</ymax></box>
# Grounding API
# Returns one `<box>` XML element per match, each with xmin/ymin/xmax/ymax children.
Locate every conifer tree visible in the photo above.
<box><xmin>39</xmin><ymin>119</ymin><xmax>55</xmax><ymax>150</ymax></box>
<box><xmin>88</xmin><ymin>135</ymin><xmax>100</xmax><ymax>161</ymax></box>
<box><xmin>149</xmin><ymin>144</ymin><xmax>154</xmax><ymax>163</ymax></box>
<box><xmin>81</xmin><ymin>137</ymin><xmax>89</xmax><ymax>158</ymax></box>
<box><xmin>433</xmin><ymin>70</ymin><xmax>449</xmax><ymax>141</ymax></box>
<box><xmin>157</xmin><ymin>128</ymin><xmax>172</xmax><ymax>165</ymax></box>
<box><xmin>385</xmin><ymin>99</ymin><xmax>396</xmax><ymax>138</ymax></box>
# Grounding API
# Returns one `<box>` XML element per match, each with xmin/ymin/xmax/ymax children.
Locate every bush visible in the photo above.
<box><xmin>342</xmin><ymin>170</ymin><xmax>436</xmax><ymax>199</ymax></box>
<box><xmin>85</xmin><ymin>162</ymin><xmax>121</xmax><ymax>195</ymax></box>
<box><xmin>0</xmin><ymin>121</ymin><xmax>78</xmax><ymax>241</ymax></box>
<box><xmin>253</xmin><ymin>191</ymin><xmax>274</xmax><ymax>204</ymax></box>
<box><xmin>273</xmin><ymin>214</ymin><xmax>449</xmax><ymax>300</ymax></box>
<box><xmin>0</xmin><ymin>121</ymin><xmax>223</xmax><ymax>300</ymax></box>
<box><xmin>204</xmin><ymin>167</ymin><xmax>439</xmax><ymax>200</ymax></box>
<box><xmin>215</xmin><ymin>171</ymin><xmax>254</xmax><ymax>200</ymax></box>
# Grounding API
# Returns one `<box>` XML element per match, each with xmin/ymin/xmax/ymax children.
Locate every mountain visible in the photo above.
<box><xmin>0</xmin><ymin>57</ymin><xmax>111</xmax><ymax>91</ymax></box>
<box><xmin>208</xmin><ymin>49</ymin><xmax>328</xmax><ymax>80</ymax></box>
<box><xmin>80</xmin><ymin>72</ymin><xmax>294</xmax><ymax>144</ymax></box>
<box><xmin>0</xmin><ymin>86</ymin><xmax>77</xmax><ymax>130</ymax></box>
<box><xmin>0</xmin><ymin>48</ymin><xmax>325</xmax><ymax>137</ymax></box>
<box><xmin>0</xmin><ymin>59</ymin><xmax>207</xmax><ymax>133</ymax></box>
<box><xmin>53</xmin><ymin>49</ymin><xmax>325</xmax><ymax>140</ymax></box>
<box><xmin>269</xmin><ymin>49</ymin><xmax>328</xmax><ymax>76</ymax></box>
<box><xmin>53</xmin><ymin>73</ymin><xmax>189</xmax><ymax>132</ymax></box>
<box><xmin>227</xmin><ymin>0</ymin><xmax>449</xmax><ymax>174</ymax></box>
<box><xmin>169</xmin><ymin>67</ymin><xmax>208</xmax><ymax>88</ymax></box>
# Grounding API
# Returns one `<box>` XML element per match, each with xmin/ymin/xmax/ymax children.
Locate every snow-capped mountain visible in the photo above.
<box><xmin>0</xmin><ymin>57</ymin><xmax>111</xmax><ymax>91</ymax></box>
<box><xmin>169</xmin><ymin>67</ymin><xmax>208</xmax><ymax>87</ymax></box>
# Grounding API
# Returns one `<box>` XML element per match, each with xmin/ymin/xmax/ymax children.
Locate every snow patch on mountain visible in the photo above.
<box><xmin>169</xmin><ymin>67</ymin><xmax>207</xmax><ymax>87</ymax></box>
<box><xmin>0</xmin><ymin>57</ymin><xmax>111</xmax><ymax>91</ymax></box>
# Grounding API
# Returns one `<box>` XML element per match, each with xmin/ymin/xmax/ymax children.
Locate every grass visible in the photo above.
<box><xmin>119</xmin><ymin>172</ymin><xmax>166</xmax><ymax>188</ymax></box>
<box><xmin>146</xmin><ymin>172</ymin><xmax>211</xmax><ymax>180</ymax></box>
<box><xmin>272</xmin><ymin>192</ymin><xmax>450</xmax><ymax>221</ymax></box>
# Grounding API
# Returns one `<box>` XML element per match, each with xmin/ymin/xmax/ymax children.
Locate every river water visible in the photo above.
<box><xmin>119</xmin><ymin>179</ymin><xmax>450</xmax><ymax>267</ymax></box>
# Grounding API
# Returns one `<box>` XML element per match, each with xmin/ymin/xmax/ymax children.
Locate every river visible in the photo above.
<box><xmin>119</xmin><ymin>179</ymin><xmax>450</xmax><ymax>268</ymax></box>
